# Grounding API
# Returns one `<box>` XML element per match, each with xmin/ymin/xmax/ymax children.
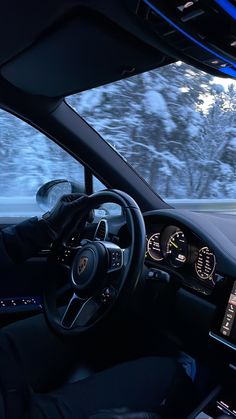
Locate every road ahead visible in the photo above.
<box><xmin>1</xmin><ymin>197</ymin><xmax>236</xmax><ymax>218</ymax></box>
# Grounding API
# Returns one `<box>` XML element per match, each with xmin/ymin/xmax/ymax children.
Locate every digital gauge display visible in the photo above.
<box><xmin>147</xmin><ymin>233</ymin><xmax>163</xmax><ymax>261</ymax></box>
<box><xmin>166</xmin><ymin>230</ymin><xmax>188</xmax><ymax>268</ymax></box>
<box><xmin>195</xmin><ymin>246</ymin><xmax>216</xmax><ymax>281</ymax></box>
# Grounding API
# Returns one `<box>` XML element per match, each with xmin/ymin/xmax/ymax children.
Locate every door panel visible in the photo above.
<box><xmin>0</xmin><ymin>109</ymin><xmax>84</xmax><ymax>326</ymax></box>
<box><xmin>0</xmin><ymin>246</ymin><xmax>69</xmax><ymax>327</ymax></box>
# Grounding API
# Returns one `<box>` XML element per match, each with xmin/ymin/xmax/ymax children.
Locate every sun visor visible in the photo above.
<box><xmin>0</xmin><ymin>12</ymin><xmax>169</xmax><ymax>98</ymax></box>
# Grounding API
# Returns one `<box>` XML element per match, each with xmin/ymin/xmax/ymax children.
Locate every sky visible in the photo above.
<box><xmin>198</xmin><ymin>73</ymin><xmax>236</xmax><ymax>112</ymax></box>
<box><xmin>214</xmin><ymin>75</ymin><xmax>236</xmax><ymax>90</ymax></box>
<box><xmin>176</xmin><ymin>60</ymin><xmax>236</xmax><ymax>90</ymax></box>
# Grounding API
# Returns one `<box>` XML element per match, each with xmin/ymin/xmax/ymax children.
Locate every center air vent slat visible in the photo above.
<box><xmin>94</xmin><ymin>220</ymin><xmax>108</xmax><ymax>241</ymax></box>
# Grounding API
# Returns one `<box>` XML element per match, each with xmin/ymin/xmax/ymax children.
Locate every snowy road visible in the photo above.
<box><xmin>1</xmin><ymin>197</ymin><xmax>236</xmax><ymax>218</ymax></box>
<box><xmin>0</xmin><ymin>197</ymin><xmax>41</xmax><ymax>217</ymax></box>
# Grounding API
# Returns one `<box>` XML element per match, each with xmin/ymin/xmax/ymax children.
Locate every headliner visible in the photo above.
<box><xmin>0</xmin><ymin>0</ymin><xmax>173</xmax><ymax>98</ymax></box>
<box><xmin>0</xmin><ymin>0</ymin><xmax>234</xmax><ymax>100</ymax></box>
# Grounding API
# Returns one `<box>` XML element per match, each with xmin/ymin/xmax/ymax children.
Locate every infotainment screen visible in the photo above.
<box><xmin>220</xmin><ymin>282</ymin><xmax>236</xmax><ymax>342</ymax></box>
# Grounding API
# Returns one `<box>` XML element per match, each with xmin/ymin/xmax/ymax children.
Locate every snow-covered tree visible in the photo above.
<box><xmin>1</xmin><ymin>61</ymin><xmax>236</xmax><ymax>200</ymax></box>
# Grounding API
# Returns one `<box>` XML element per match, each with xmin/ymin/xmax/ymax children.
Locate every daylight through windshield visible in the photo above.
<box><xmin>67</xmin><ymin>62</ymin><xmax>236</xmax><ymax>206</ymax></box>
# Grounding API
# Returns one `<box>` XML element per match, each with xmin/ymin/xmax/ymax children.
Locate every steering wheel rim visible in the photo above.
<box><xmin>43</xmin><ymin>189</ymin><xmax>146</xmax><ymax>337</ymax></box>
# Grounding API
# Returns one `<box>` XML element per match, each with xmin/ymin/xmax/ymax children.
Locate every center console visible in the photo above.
<box><xmin>210</xmin><ymin>280</ymin><xmax>236</xmax><ymax>352</ymax></box>
<box><xmin>189</xmin><ymin>373</ymin><xmax>236</xmax><ymax>418</ymax></box>
<box><xmin>189</xmin><ymin>280</ymin><xmax>236</xmax><ymax>418</ymax></box>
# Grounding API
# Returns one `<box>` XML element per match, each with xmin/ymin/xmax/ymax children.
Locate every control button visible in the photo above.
<box><xmin>177</xmin><ymin>1</ymin><xmax>199</xmax><ymax>13</ymax></box>
<box><xmin>0</xmin><ymin>297</ymin><xmax>42</xmax><ymax>312</ymax></box>
<box><xmin>109</xmin><ymin>249</ymin><xmax>123</xmax><ymax>270</ymax></box>
<box><xmin>147</xmin><ymin>269</ymin><xmax>170</xmax><ymax>283</ymax></box>
<box><xmin>101</xmin><ymin>287</ymin><xmax>116</xmax><ymax>303</ymax></box>
<box><xmin>147</xmin><ymin>271</ymin><xmax>155</xmax><ymax>278</ymax></box>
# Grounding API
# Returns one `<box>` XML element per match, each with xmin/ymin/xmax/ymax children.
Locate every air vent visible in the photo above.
<box><xmin>94</xmin><ymin>219</ymin><xmax>108</xmax><ymax>241</ymax></box>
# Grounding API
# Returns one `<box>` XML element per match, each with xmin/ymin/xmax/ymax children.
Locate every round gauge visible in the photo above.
<box><xmin>166</xmin><ymin>230</ymin><xmax>188</xmax><ymax>267</ymax></box>
<box><xmin>195</xmin><ymin>247</ymin><xmax>216</xmax><ymax>281</ymax></box>
<box><xmin>147</xmin><ymin>233</ymin><xmax>163</xmax><ymax>261</ymax></box>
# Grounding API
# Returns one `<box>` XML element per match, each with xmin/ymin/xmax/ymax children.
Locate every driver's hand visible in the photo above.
<box><xmin>42</xmin><ymin>194</ymin><xmax>89</xmax><ymax>240</ymax></box>
<box><xmin>2</xmin><ymin>194</ymin><xmax>89</xmax><ymax>263</ymax></box>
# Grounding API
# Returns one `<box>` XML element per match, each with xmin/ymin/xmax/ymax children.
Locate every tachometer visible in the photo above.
<box><xmin>195</xmin><ymin>247</ymin><xmax>216</xmax><ymax>281</ymax></box>
<box><xmin>166</xmin><ymin>230</ymin><xmax>188</xmax><ymax>267</ymax></box>
<box><xmin>147</xmin><ymin>233</ymin><xmax>163</xmax><ymax>261</ymax></box>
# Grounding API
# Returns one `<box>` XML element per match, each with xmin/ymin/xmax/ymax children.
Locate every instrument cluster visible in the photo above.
<box><xmin>146</xmin><ymin>225</ymin><xmax>216</xmax><ymax>287</ymax></box>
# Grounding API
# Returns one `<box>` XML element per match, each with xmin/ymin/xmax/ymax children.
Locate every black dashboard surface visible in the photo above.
<box><xmin>4</xmin><ymin>208</ymin><xmax>235</xmax><ymax>354</ymax></box>
<box><xmin>98</xmin><ymin>208</ymin><xmax>236</xmax><ymax>288</ymax></box>
<box><xmin>142</xmin><ymin>209</ymin><xmax>236</xmax><ymax>352</ymax></box>
<box><xmin>143</xmin><ymin>209</ymin><xmax>236</xmax><ymax>277</ymax></box>
<box><xmin>98</xmin><ymin>208</ymin><xmax>236</xmax><ymax>354</ymax></box>
<box><xmin>96</xmin><ymin>208</ymin><xmax>236</xmax><ymax>298</ymax></box>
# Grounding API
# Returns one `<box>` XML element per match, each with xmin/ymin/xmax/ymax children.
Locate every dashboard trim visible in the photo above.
<box><xmin>209</xmin><ymin>331</ymin><xmax>236</xmax><ymax>352</ymax></box>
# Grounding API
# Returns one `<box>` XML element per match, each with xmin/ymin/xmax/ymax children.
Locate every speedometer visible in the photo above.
<box><xmin>195</xmin><ymin>247</ymin><xmax>216</xmax><ymax>281</ymax></box>
<box><xmin>147</xmin><ymin>233</ymin><xmax>163</xmax><ymax>261</ymax></box>
<box><xmin>166</xmin><ymin>230</ymin><xmax>188</xmax><ymax>267</ymax></box>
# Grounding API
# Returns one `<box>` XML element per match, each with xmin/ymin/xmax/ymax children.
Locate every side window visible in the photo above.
<box><xmin>93</xmin><ymin>176</ymin><xmax>123</xmax><ymax>217</ymax></box>
<box><xmin>93</xmin><ymin>176</ymin><xmax>106</xmax><ymax>193</ymax></box>
<box><xmin>0</xmin><ymin>109</ymin><xmax>84</xmax><ymax>218</ymax></box>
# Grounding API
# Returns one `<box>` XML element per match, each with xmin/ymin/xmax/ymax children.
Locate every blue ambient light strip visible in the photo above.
<box><xmin>143</xmin><ymin>0</ymin><xmax>236</xmax><ymax>77</ymax></box>
<box><xmin>219</xmin><ymin>66</ymin><xmax>236</xmax><ymax>77</ymax></box>
<box><xmin>214</xmin><ymin>0</ymin><xmax>236</xmax><ymax>20</ymax></box>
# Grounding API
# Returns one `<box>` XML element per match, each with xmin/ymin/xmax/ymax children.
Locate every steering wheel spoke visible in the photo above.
<box><xmin>104</xmin><ymin>243</ymin><xmax>124</xmax><ymax>273</ymax></box>
<box><xmin>61</xmin><ymin>294</ymin><xmax>101</xmax><ymax>328</ymax></box>
<box><xmin>49</xmin><ymin>242</ymin><xmax>79</xmax><ymax>267</ymax></box>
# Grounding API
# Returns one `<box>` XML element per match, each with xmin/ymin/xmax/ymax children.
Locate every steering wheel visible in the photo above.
<box><xmin>43</xmin><ymin>189</ymin><xmax>146</xmax><ymax>336</ymax></box>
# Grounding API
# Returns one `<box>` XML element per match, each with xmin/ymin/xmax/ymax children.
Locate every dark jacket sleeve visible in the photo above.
<box><xmin>0</xmin><ymin>217</ymin><xmax>55</xmax><ymax>264</ymax></box>
<box><xmin>0</xmin><ymin>231</ymin><xmax>13</xmax><ymax>266</ymax></box>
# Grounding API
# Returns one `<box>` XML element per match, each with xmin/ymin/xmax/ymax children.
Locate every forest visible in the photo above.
<box><xmin>68</xmin><ymin>62</ymin><xmax>236</xmax><ymax>199</ymax></box>
<box><xmin>1</xmin><ymin>61</ymin><xmax>236</xmax><ymax>200</ymax></box>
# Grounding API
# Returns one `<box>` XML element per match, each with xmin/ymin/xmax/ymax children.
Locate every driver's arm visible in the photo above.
<box><xmin>0</xmin><ymin>194</ymin><xmax>88</xmax><ymax>264</ymax></box>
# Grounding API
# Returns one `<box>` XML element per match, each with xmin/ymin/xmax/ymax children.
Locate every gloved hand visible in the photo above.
<box><xmin>42</xmin><ymin>193</ymin><xmax>89</xmax><ymax>240</ymax></box>
<box><xmin>2</xmin><ymin>194</ymin><xmax>89</xmax><ymax>263</ymax></box>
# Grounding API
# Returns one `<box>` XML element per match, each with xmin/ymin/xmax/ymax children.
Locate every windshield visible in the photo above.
<box><xmin>66</xmin><ymin>62</ymin><xmax>236</xmax><ymax>210</ymax></box>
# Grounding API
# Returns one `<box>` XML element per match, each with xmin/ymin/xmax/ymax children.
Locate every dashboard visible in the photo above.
<box><xmin>90</xmin><ymin>207</ymin><xmax>236</xmax><ymax>295</ymax></box>
<box><xmin>92</xmin><ymin>208</ymin><xmax>236</xmax><ymax>299</ymax></box>
<box><xmin>142</xmin><ymin>209</ymin><xmax>236</xmax><ymax>276</ymax></box>
<box><xmin>93</xmin><ymin>207</ymin><xmax>236</xmax><ymax>354</ymax></box>
<box><xmin>146</xmin><ymin>223</ymin><xmax>217</xmax><ymax>293</ymax></box>
<box><xmin>65</xmin><ymin>206</ymin><xmax>236</xmax><ymax>354</ymax></box>
<box><xmin>143</xmin><ymin>209</ymin><xmax>236</xmax><ymax>352</ymax></box>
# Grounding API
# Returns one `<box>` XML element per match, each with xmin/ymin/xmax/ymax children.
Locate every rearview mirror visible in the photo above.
<box><xmin>36</xmin><ymin>179</ymin><xmax>84</xmax><ymax>212</ymax></box>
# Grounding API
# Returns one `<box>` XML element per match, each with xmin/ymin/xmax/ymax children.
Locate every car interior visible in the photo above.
<box><xmin>0</xmin><ymin>1</ymin><xmax>236</xmax><ymax>418</ymax></box>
